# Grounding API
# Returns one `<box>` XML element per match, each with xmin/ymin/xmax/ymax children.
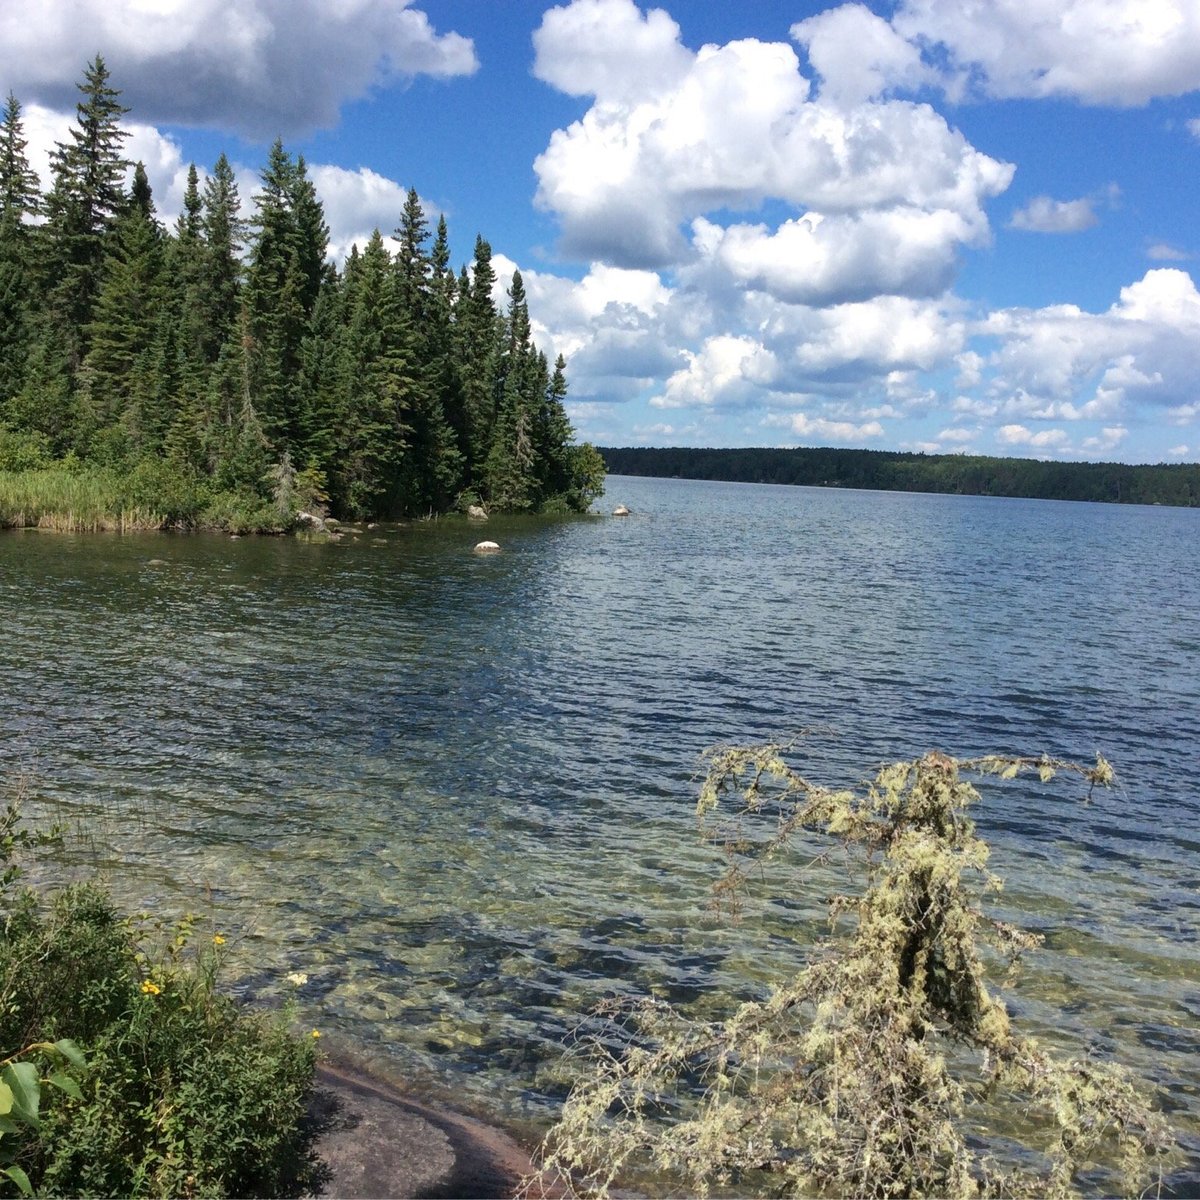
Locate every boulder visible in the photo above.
<box><xmin>473</xmin><ymin>541</ymin><xmax>501</xmax><ymax>554</ymax></box>
<box><xmin>466</xmin><ymin>504</ymin><xmax>488</xmax><ymax>521</ymax></box>
<box><xmin>612</xmin><ymin>504</ymin><xmax>631</xmax><ymax>516</ymax></box>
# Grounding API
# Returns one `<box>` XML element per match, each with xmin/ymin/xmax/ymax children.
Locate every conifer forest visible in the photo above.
<box><xmin>0</xmin><ymin>57</ymin><xmax>606</xmax><ymax>531</ymax></box>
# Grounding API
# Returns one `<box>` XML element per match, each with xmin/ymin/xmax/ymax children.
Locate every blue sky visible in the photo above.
<box><xmin>4</xmin><ymin>0</ymin><xmax>1200</xmax><ymax>462</ymax></box>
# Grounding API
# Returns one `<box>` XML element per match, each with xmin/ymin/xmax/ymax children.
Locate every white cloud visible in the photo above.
<box><xmin>1148</xmin><ymin>241</ymin><xmax>1191</xmax><ymax>260</ymax></box>
<box><xmin>1167</xmin><ymin>444</ymin><xmax>1191</xmax><ymax>456</ymax></box>
<box><xmin>691</xmin><ymin>205</ymin><xmax>981</xmax><ymax>305</ymax></box>
<box><xmin>792</xmin><ymin>3</ymin><xmax>933</xmax><ymax>107</ymax></box>
<box><xmin>1009</xmin><ymin>194</ymin><xmax>1099</xmax><ymax>233</ymax></box>
<box><xmin>651</xmin><ymin>335</ymin><xmax>780</xmax><ymax>410</ymax></box>
<box><xmin>937</xmin><ymin>426</ymin><xmax>977</xmax><ymax>443</ymax></box>
<box><xmin>996</xmin><ymin>423</ymin><xmax>1070</xmax><ymax>449</ymax></box>
<box><xmin>0</xmin><ymin>1</ymin><xmax>477</xmax><ymax>139</ymax></box>
<box><xmin>532</xmin><ymin>0</ymin><xmax>692</xmax><ymax>104</ymax></box>
<box><xmin>1189</xmin><ymin>118</ymin><xmax>1200</xmax><ymax>139</ymax></box>
<box><xmin>771</xmin><ymin>412</ymin><xmax>887</xmax><ymax>442</ymax></box>
<box><xmin>532</xmin><ymin>0</ymin><xmax>1012</xmax><ymax>270</ymax></box>
<box><xmin>893</xmin><ymin>0</ymin><xmax>1200</xmax><ymax>106</ymax></box>
<box><xmin>1081</xmin><ymin>425</ymin><xmax>1128</xmax><ymax>454</ymax></box>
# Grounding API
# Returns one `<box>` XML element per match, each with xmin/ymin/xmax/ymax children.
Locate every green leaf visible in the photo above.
<box><xmin>2</xmin><ymin>1164</ymin><xmax>32</xmax><ymax>1196</ymax></box>
<box><xmin>0</xmin><ymin>1063</ymin><xmax>39</xmax><ymax>1128</ymax></box>
<box><xmin>52</xmin><ymin>1039</ymin><xmax>85</xmax><ymax>1071</ymax></box>
<box><xmin>0</xmin><ymin>1115</ymin><xmax>18</xmax><ymax>1135</ymax></box>
<box><xmin>47</xmin><ymin>1072</ymin><xmax>82</xmax><ymax>1101</ymax></box>
<box><xmin>0</xmin><ymin>1080</ymin><xmax>12</xmax><ymax>1118</ymax></box>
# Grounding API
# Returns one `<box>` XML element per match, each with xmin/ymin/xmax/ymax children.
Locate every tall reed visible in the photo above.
<box><xmin>0</xmin><ymin>468</ymin><xmax>166</xmax><ymax>533</ymax></box>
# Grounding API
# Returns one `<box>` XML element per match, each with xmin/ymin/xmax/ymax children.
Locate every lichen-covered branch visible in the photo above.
<box><xmin>533</xmin><ymin>750</ymin><xmax>1172</xmax><ymax>1199</ymax></box>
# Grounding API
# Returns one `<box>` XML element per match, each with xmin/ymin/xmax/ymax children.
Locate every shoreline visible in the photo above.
<box><xmin>310</xmin><ymin>1053</ymin><xmax>548</xmax><ymax>1199</ymax></box>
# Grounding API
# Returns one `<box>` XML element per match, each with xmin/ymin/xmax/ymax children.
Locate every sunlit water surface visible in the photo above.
<box><xmin>2</xmin><ymin>476</ymin><xmax>1198</xmax><ymax>1191</ymax></box>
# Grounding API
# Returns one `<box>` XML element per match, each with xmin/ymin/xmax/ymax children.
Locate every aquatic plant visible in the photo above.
<box><xmin>536</xmin><ymin>749</ymin><xmax>1172</xmax><ymax>1198</ymax></box>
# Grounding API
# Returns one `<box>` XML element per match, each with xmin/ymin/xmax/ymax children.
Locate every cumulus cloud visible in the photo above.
<box><xmin>532</xmin><ymin>0</ymin><xmax>1012</xmax><ymax>271</ymax></box>
<box><xmin>532</xmin><ymin>0</ymin><xmax>692</xmax><ymax>103</ymax></box>
<box><xmin>996</xmin><ymin>424</ymin><xmax>1070</xmax><ymax>449</ymax></box>
<box><xmin>893</xmin><ymin>0</ymin><xmax>1200</xmax><ymax>105</ymax></box>
<box><xmin>691</xmin><ymin>206</ymin><xmax>979</xmax><ymax>305</ymax></box>
<box><xmin>0</xmin><ymin>0</ymin><xmax>477</xmax><ymax>139</ymax></box>
<box><xmin>651</xmin><ymin>335</ymin><xmax>780</xmax><ymax>410</ymax></box>
<box><xmin>1189</xmin><ymin>118</ymin><xmax>1200</xmax><ymax>139</ymax></box>
<box><xmin>1009</xmin><ymin>194</ymin><xmax>1099</xmax><ymax>233</ymax></box>
<box><xmin>792</xmin><ymin>3</ymin><xmax>933</xmax><ymax>106</ymax></box>
<box><xmin>782</xmin><ymin>413</ymin><xmax>886</xmax><ymax>441</ymax></box>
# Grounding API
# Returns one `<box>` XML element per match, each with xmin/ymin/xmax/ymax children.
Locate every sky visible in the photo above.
<box><xmin>3</xmin><ymin>0</ymin><xmax>1200</xmax><ymax>463</ymax></box>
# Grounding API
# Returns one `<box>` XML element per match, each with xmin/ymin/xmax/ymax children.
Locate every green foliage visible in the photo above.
<box><xmin>0</xmin><ymin>785</ymin><xmax>317</xmax><ymax>1198</ymax></box>
<box><xmin>0</xmin><ymin>59</ymin><xmax>604</xmax><ymax>527</ymax></box>
<box><xmin>538</xmin><ymin>749</ymin><xmax>1172</xmax><ymax>1199</ymax></box>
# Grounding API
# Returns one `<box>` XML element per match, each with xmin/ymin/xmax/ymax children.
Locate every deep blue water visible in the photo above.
<box><xmin>2</xmin><ymin>475</ymin><xmax>1198</xmax><ymax>1189</ymax></box>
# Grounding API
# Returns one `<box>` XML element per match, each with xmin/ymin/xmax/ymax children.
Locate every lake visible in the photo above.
<box><xmin>2</xmin><ymin>474</ymin><xmax>1198</xmax><ymax>1191</ymax></box>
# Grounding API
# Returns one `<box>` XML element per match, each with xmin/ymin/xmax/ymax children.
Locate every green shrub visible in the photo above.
<box><xmin>199</xmin><ymin>489</ymin><xmax>291</xmax><ymax>534</ymax></box>
<box><xmin>0</xmin><ymin>429</ymin><xmax>52</xmax><ymax>474</ymax></box>
<box><xmin>0</xmin><ymin>789</ymin><xmax>318</xmax><ymax>1198</ymax></box>
<box><xmin>117</xmin><ymin>460</ymin><xmax>209</xmax><ymax>527</ymax></box>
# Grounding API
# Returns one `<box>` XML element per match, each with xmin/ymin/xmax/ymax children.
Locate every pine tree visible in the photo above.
<box><xmin>331</xmin><ymin>230</ymin><xmax>417</xmax><ymax>516</ymax></box>
<box><xmin>484</xmin><ymin>269</ymin><xmax>538</xmax><ymax>509</ymax></box>
<box><xmin>80</xmin><ymin>169</ymin><xmax>165</xmax><ymax>457</ymax></box>
<box><xmin>458</xmin><ymin>235</ymin><xmax>500</xmax><ymax>485</ymax></box>
<box><xmin>0</xmin><ymin>92</ymin><xmax>42</xmax><ymax>403</ymax></box>
<box><xmin>245</xmin><ymin>142</ymin><xmax>329</xmax><ymax>454</ymax></box>
<box><xmin>198</xmin><ymin>153</ymin><xmax>244</xmax><ymax>359</ymax></box>
<box><xmin>41</xmin><ymin>55</ymin><xmax>131</xmax><ymax>371</ymax></box>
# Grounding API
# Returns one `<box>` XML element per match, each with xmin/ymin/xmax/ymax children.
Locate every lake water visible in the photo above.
<box><xmin>2</xmin><ymin>475</ymin><xmax>1198</xmax><ymax>1191</ymax></box>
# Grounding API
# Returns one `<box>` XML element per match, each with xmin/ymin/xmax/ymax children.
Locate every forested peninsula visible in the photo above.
<box><xmin>601</xmin><ymin>445</ymin><xmax>1200</xmax><ymax>507</ymax></box>
<box><xmin>0</xmin><ymin>58</ymin><xmax>605</xmax><ymax>533</ymax></box>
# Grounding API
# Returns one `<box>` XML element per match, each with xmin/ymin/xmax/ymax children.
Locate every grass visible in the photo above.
<box><xmin>0</xmin><ymin>468</ymin><xmax>165</xmax><ymax>533</ymax></box>
<box><xmin>0</xmin><ymin>466</ymin><xmax>292</xmax><ymax>535</ymax></box>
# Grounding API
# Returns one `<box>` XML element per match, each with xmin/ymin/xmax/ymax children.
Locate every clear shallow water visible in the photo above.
<box><xmin>2</xmin><ymin>476</ymin><xmax>1198</xmax><ymax>1189</ymax></box>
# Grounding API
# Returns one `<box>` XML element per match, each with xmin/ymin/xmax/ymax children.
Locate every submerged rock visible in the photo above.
<box><xmin>613</xmin><ymin>504</ymin><xmax>631</xmax><ymax>516</ymax></box>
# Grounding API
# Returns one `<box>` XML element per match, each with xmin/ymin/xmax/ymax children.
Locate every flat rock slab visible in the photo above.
<box><xmin>309</xmin><ymin>1062</ymin><xmax>535</xmax><ymax>1199</ymax></box>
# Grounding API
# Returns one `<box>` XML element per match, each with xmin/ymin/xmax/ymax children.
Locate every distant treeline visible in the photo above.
<box><xmin>599</xmin><ymin>446</ymin><xmax>1200</xmax><ymax>507</ymax></box>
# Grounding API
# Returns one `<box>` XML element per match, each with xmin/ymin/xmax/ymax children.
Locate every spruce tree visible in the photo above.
<box><xmin>198</xmin><ymin>153</ymin><xmax>244</xmax><ymax>358</ymax></box>
<box><xmin>458</xmin><ymin>235</ymin><xmax>500</xmax><ymax>485</ymax></box>
<box><xmin>0</xmin><ymin>93</ymin><xmax>42</xmax><ymax>403</ymax></box>
<box><xmin>81</xmin><ymin>170</ymin><xmax>165</xmax><ymax>457</ymax></box>
<box><xmin>41</xmin><ymin>55</ymin><xmax>131</xmax><ymax>371</ymax></box>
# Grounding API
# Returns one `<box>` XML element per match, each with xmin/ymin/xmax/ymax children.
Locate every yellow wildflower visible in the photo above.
<box><xmin>212</xmin><ymin>934</ymin><xmax>226</xmax><ymax>946</ymax></box>
<box><xmin>140</xmin><ymin>980</ymin><xmax>161</xmax><ymax>995</ymax></box>
<box><xmin>310</xmin><ymin>1030</ymin><xmax>321</xmax><ymax>1040</ymax></box>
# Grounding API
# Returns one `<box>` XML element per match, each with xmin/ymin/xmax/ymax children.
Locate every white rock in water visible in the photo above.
<box><xmin>612</xmin><ymin>504</ymin><xmax>631</xmax><ymax>516</ymax></box>
<box><xmin>466</xmin><ymin>504</ymin><xmax>488</xmax><ymax>520</ymax></box>
<box><xmin>473</xmin><ymin>540</ymin><xmax>501</xmax><ymax>553</ymax></box>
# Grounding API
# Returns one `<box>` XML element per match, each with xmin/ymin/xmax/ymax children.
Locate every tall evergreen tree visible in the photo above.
<box><xmin>0</xmin><ymin>93</ymin><xmax>42</xmax><ymax>402</ymax></box>
<box><xmin>458</xmin><ymin>235</ymin><xmax>500</xmax><ymax>485</ymax></box>
<box><xmin>198</xmin><ymin>152</ymin><xmax>244</xmax><ymax>357</ymax></box>
<box><xmin>80</xmin><ymin>171</ymin><xmax>165</xmax><ymax>456</ymax></box>
<box><xmin>331</xmin><ymin>230</ymin><xmax>417</xmax><ymax>516</ymax></box>
<box><xmin>41</xmin><ymin>55</ymin><xmax>131</xmax><ymax>370</ymax></box>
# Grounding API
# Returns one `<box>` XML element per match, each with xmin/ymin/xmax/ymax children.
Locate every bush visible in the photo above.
<box><xmin>538</xmin><ymin>749</ymin><xmax>1173</xmax><ymax>1199</ymax></box>
<box><xmin>200</xmin><ymin>489</ymin><xmax>291</xmax><ymax>535</ymax></box>
<box><xmin>0</xmin><ymin>789</ymin><xmax>318</xmax><ymax>1198</ymax></box>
